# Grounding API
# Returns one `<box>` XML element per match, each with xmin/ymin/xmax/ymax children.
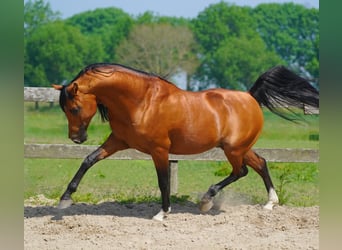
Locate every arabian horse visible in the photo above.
<box><xmin>53</xmin><ymin>63</ymin><xmax>319</xmax><ymax>221</ymax></box>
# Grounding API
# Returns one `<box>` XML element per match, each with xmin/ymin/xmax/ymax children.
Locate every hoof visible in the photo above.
<box><xmin>199</xmin><ymin>196</ymin><xmax>214</xmax><ymax>213</ymax></box>
<box><xmin>263</xmin><ymin>201</ymin><xmax>277</xmax><ymax>210</ymax></box>
<box><xmin>153</xmin><ymin>207</ymin><xmax>171</xmax><ymax>221</ymax></box>
<box><xmin>57</xmin><ymin>199</ymin><xmax>73</xmax><ymax>209</ymax></box>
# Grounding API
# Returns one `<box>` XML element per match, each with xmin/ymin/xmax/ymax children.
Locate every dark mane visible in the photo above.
<box><xmin>71</xmin><ymin>63</ymin><xmax>157</xmax><ymax>82</ymax></box>
<box><xmin>97</xmin><ymin>103</ymin><xmax>109</xmax><ymax>122</ymax></box>
<box><xmin>58</xmin><ymin>85</ymin><xmax>68</xmax><ymax>112</ymax></box>
<box><xmin>70</xmin><ymin>63</ymin><xmax>174</xmax><ymax>85</ymax></box>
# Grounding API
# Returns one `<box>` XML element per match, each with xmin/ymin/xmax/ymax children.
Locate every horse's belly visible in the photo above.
<box><xmin>169</xmin><ymin>144</ymin><xmax>216</xmax><ymax>155</ymax></box>
<box><xmin>168</xmin><ymin>132</ymin><xmax>219</xmax><ymax>155</ymax></box>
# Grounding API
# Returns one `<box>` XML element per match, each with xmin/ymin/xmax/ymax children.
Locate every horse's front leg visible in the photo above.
<box><xmin>151</xmin><ymin>147</ymin><xmax>171</xmax><ymax>221</ymax></box>
<box><xmin>58</xmin><ymin>133</ymin><xmax>127</xmax><ymax>209</ymax></box>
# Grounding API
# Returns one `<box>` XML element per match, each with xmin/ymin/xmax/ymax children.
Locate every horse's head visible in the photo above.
<box><xmin>53</xmin><ymin>83</ymin><xmax>97</xmax><ymax>144</ymax></box>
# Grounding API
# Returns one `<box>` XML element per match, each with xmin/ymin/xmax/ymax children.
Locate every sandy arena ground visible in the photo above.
<box><xmin>24</xmin><ymin>194</ymin><xmax>318</xmax><ymax>250</ymax></box>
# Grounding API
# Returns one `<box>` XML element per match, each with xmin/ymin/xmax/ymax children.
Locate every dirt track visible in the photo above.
<box><xmin>24</xmin><ymin>194</ymin><xmax>318</xmax><ymax>250</ymax></box>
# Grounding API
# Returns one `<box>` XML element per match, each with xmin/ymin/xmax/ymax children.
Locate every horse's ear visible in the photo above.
<box><xmin>72</xmin><ymin>83</ymin><xmax>78</xmax><ymax>96</ymax></box>
<box><xmin>52</xmin><ymin>84</ymin><xmax>63</xmax><ymax>91</ymax></box>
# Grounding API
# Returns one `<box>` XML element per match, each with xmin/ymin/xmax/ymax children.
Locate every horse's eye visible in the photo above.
<box><xmin>69</xmin><ymin>107</ymin><xmax>80</xmax><ymax>115</ymax></box>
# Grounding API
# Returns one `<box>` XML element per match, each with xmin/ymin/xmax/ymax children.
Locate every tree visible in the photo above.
<box><xmin>24</xmin><ymin>0</ymin><xmax>62</xmax><ymax>86</ymax></box>
<box><xmin>115</xmin><ymin>23</ymin><xmax>198</xmax><ymax>88</ymax></box>
<box><xmin>192</xmin><ymin>2</ymin><xmax>283</xmax><ymax>90</ymax></box>
<box><xmin>66</xmin><ymin>8</ymin><xmax>134</xmax><ymax>62</ymax></box>
<box><xmin>136</xmin><ymin>11</ymin><xmax>190</xmax><ymax>26</ymax></box>
<box><xmin>24</xmin><ymin>0</ymin><xmax>60</xmax><ymax>37</ymax></box>
<box><xmin>305</xmin><ymin>33</ymin><xmax>319</xmax><ymax>86</ymax></box>
<box><xmin>207</xmin><ymin>36</ymin><xmax>283</xmax><ymax>90</ymax></box>
<box><xmin>25</xmin><ymin>21</ymin><xmax>105</xmax><ymax>86</ymax></box>
<box><xmin>252</xmin><ymin>3</ymin><xmax>319</xmax><ymax>83</ymax></box>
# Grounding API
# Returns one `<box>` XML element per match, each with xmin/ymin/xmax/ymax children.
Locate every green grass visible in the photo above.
<box><xmin>254</xmin><ymin>110</ymin><xmax>319</xmax><ymax>148</ymax></box>
<box><xmin>24</xmin><ymin>102</ymin><xmax>319</xmax><ymax>207</ymax></box>
<box><xmin>212</xmin><ymin>160</ymin><xmax>318</xmax><ymax>206</ymax></box>
<box><xmin>24</xmin><ymin>158</ymin><xmax>318</xmax><ymax>207</ymax></box>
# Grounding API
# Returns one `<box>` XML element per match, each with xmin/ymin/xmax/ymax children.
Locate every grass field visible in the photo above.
<box><xmin>24</xmin><ymin>102</ymin><xmax>319</xmax><ymax>207</ymax></box>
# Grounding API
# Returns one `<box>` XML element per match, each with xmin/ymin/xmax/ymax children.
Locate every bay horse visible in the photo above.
<box><xmin>53</xmin><ymin>63</ymin><xmax>319</xmax><ymax>221</ymax></box>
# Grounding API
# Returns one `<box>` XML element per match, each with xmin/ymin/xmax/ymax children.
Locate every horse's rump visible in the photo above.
<box><xmin>163</xmin><ymin>89</ymin><xmax>263</xmax><ymax>154</ymax></box>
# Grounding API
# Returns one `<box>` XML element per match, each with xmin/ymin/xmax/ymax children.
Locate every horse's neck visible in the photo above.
<box><xmin>87</xmin><ymin>74</ymin><xmax>151</xmax><ymax>108</ymax></box>
<box><xmin>83</xmin><ymin>72</ymin><xmax>178</xmax><ymax>108</ymax></box>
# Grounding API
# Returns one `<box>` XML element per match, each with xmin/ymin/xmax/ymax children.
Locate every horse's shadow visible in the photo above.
<box><xmin>24</xmin><ymin>200</ymin><xmax>225</xmax><ymax>221</ymax></box>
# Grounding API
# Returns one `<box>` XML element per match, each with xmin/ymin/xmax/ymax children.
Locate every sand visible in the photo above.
<box><xmin>24</xmin><ymin>194</ymin><xmax>318</xmax><ymax>249</ymax></box>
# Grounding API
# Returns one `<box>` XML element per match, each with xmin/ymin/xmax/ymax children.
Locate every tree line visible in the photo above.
<box><xmin>24</xmin><ymin>0</ymin><xmax>319</xmax><ymax>90</ymax></box>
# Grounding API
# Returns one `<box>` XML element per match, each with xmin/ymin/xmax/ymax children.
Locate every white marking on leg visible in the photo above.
<box><xmin>263</xmin><ymin>187</ymin><xmax>279</xmax><ymax>210</ymax></box>
<box><xmin>152</xmin><ymin>207</ymin><xmax>171</xmax><ymax>221</ymax></box>
<box><xmin>57</xmin><ymin>199</ymin><xmax>73</xmax><ymax>209</ymax></box>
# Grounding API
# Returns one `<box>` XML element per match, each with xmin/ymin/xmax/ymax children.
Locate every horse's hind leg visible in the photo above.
<box><xmin>243</xmin><ymin>150</ymin><xmax>279</xmax><ymax>210</ymax></box>
<box><xmin>199</xmin><ymin>151</ymin><xmax>248</xmax><ymax>212</ymax></box>
<box><xmin>150</xmin><ymin>147</ymin><xmax>171</xmax><ymax>221</ymax></box>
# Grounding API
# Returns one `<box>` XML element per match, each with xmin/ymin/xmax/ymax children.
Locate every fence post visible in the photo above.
<box><xmin>169</xmin><ymin>160</ymin><xmax>178</xmax><ymax>195</ymax></box>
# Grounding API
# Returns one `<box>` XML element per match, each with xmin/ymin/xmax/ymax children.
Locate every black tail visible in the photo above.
<box><xmin>249</xmin><ymin>65</ymin><xmax>319</xmax><ymax>121</ymax></box>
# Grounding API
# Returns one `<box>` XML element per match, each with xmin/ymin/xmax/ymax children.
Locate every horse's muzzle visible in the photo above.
<box><xmin>69</xmin><ymin>131</ymin><xmax>87</xmax><ymax>144</ymax></box>
<box><xmin>69</xmin><ymin>124</ymin><xmax>88</xmax><ymax>144</ymax></box>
